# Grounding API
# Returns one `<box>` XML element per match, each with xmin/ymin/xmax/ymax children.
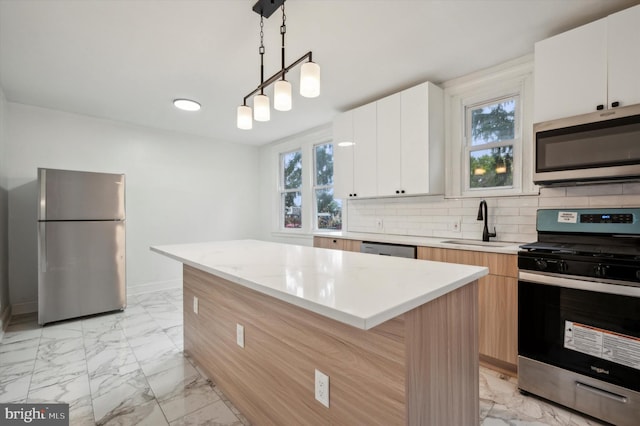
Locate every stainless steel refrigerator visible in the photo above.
<box><xmin>37</xmin><ymin>168</ymin><xmax>126</xmax><ymax>325</ymax></box>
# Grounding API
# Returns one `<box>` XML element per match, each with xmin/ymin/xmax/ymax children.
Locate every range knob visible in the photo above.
<box><xmin>558</xmin><ymin>260</ymin><xmax>569</xmax><ymax>273</ymax></box>
<box><xmin>535</xmin><ymin>259</ymin><xmax>548</xmax><ymax>270</ymax></box>
<box><xmin>594</xmin><ymin>264</ymin><xmax>607</xmax><ymax>278</ymax></box>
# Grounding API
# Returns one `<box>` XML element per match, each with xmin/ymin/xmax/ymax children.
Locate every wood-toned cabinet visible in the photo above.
<box><xmin>418</xmin><ymin>247</ymin><xmax>518</xmax><ymax>375</ymax></box>
<box><xmin>313</xmin><ymin>236</ymin><xmax>362</xmax><ymax>252</ymax></box>
<box><xmin>534</xmin><ymin>4</ymin><xmax>640</xmax><ymax>123</ymax></box>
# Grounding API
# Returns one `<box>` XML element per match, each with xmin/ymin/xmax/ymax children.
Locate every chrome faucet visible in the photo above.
<box><xmin>477</xmin><ymin>200</ymin><xmax>497</xmax><ymax>242</ymax></box>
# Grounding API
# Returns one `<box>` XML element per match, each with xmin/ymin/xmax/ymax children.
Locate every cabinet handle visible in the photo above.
<box><xmin>596</xmin><ymin>104</ymin><xmax>604</xmax><ymax>110</ymax></box>
<box><xmin>401</xmin><ymin>190</ymin><xmax>405</xmax><ymax>194</ymax></box>
<box><xmin>353</xmin><ymin>193</ymin><xmax>357</xmax><ymax>197</ymax></box>
<box><xmin>395</xmin><ymin>190</ymin><xmax>400</xmax><ymax>194</ymax></box>
<box><xmin>332</xmin><ymin>239</ymin><xmax>337</xmax><ymax>243</ymax></box>
<box><xmin>349</xmin><ymin>193</ymin><xmax>353</xmax><ymax>197</ymax></box>
<box><xmin>611</xmin><ymin>101</ymin><xmax>620</xmax><ymax>108</ymax></box>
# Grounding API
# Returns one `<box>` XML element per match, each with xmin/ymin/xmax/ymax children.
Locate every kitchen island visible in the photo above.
<box><xmin>151</xmin><ymin>240</ymin><xmax>488</xmax><ymax>425</ymax></box>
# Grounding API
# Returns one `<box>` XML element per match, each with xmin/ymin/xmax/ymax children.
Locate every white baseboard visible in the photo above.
<box><xmin>128</xmin><ymin>279</ymin><xmax>182</xmax><ymax>296</ymax></box>
<box><xmin>0</xmin><ymin>305</ymin><xmax>12</xmax><ymax>342</ymax></box>
<box><xmin>11</xmin><ymin>300</ymin><xmax>37</xmax><ymax>316</ymax></box>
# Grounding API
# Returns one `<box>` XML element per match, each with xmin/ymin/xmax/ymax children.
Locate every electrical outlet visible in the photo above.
<box><xmin>376</xmin><ymin>218</ymin><xmax>384</xmax><ymax>230</ymax></box>
<box><xmin>315</xmin><ymin>369</ymin><xmax>329</xmax><ymax>407</ymax></box>
<box><xmin>450</xmin><ymin>218</ymin><xmax>461</xmax><ymax>232</ymax></box>
<box><xmin>236</xmin><ymin>324</ymin><xmax>244</xmax><ymax>348</ymax></box>
<box><xmin>193</xmin><ymin>296</ymin><xmax>198</xmax><ymax>314</ymax></box>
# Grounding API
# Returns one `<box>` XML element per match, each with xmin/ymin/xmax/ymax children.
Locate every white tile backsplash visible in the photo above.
<box><xmin>347</xmin><ymin>182</ymin><xmax>640</xmax><ymax>243</ymax></box>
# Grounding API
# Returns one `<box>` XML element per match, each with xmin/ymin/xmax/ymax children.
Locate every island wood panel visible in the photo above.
<box><xmin>183</xmin><ymin>264</ymin><xmax>480</xmax><ymax>425</ymax></box>
<box><xmin>183</xmin><ymin>265</ymin><xmax>406</xmax><ymax>426</ymax></box>
<box><xmin>406</xmin><ymin>280</ymin><xmax>479</xmax><ymax>425</ymax></box>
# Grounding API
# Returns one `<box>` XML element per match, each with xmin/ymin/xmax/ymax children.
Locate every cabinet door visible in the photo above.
<box><xmin>401</xmin><ymin>82</ymin><xmax>443</xmax><ymax>195</ymax></box>
<box><xmin>353</xmin><ymin>103</ymin><xmax>377</xmax><ymax>198</ymax></box>
<box><xmin>534</xmin><ymin>18</ymin><xmax>607</xmax><ymax>123</ymax></box>
<box><xmin>313</xmin><ymin>236</ymin><xmax>345</xmax><ymax>250</ymax></box>
<box><xmin>478</xmin><ymin>276</ymin><xmax>518</xmax><ymax>367</ymax></box>
<box><xmin>607</xmin><ymin>5</ymin><xmax>640</xmax><ymax>109</ymax></box>
<box><xmin>376</xmin><ymin>93</ymin><xmax>402</xmax><ymax>196</ymax></box>
<box><xmin>333</xmin><ymin>110</ymin><xmax>354</xmax><ymax>200</ymax></box>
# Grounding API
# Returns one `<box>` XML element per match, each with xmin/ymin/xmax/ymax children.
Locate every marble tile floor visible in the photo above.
<box><xmin>0</xmin><ymin>288</ymin><xmax>607</xmax><ymax>426</ymax></box>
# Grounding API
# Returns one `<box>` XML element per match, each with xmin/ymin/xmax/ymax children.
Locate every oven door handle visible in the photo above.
<box><xmin>576</xmin><ymin>382</ymin><xmax>628</xmax><ymax>404</ymax></box>
<box><xmin>518</xmin><ymin>271</ymin><xmax>640</xmax><ymax>298</ymax></box>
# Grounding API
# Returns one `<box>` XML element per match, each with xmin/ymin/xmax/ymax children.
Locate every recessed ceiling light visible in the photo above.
<box><xmin>173</xmin><ymin>99</ymin><xmax>201</xmax><ymax>112</ymax></box>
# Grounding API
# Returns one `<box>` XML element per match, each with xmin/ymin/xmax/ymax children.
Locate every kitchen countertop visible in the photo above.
<box><xmin>314</xmin><ymin>231</ymin><xmax>527</xmax><ymax>254</ymax></box>
<box><xmin>151</xmin><ymin>239</ymin><xmax>488</xmax><ymax>330</ymax></box>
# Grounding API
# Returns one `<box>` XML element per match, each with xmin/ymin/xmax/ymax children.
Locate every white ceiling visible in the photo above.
<box><xmin>1</xmin><ymin>0</ymin><xmax>638</xmax><ymax>146</ymax></box>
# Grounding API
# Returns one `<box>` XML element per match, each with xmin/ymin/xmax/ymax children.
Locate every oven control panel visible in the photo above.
<box><xmin>537</xmin><ymin>208</ymin><xmax>640</xmax><ymax>235</ymax></box>
<box><xmin>580</xmin><ymin>213</ymin><xmax>634</xmax><ymax>224</ymax></box>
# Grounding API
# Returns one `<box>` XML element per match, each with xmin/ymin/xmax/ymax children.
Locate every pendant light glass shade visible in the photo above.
<box><xmin>300</xmin><ymin>61</ymin><xmax>320</xmax><ymax>98</ymax></box>
<box><xmin>237</xmin><ymin>105</ymin><xmax>253</xmax><ymax>130</ymax></box>
<box><xmin>274</xmin><ymin>79</ymin><xmax>292</xmax><ymax>111</ymax></box>
<box><xmin>253</xmin><ymin>94</ymin><xmax>270</xmax><ymax>121</ymax></box>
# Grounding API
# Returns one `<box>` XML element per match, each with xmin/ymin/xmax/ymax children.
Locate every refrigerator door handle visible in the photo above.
<box><xmin>39</xmin><ymin>223</ymin><xmax>47</xmax><ymax>272</ymax></box>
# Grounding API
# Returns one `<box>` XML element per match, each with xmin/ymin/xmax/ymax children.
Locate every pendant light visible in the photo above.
<box><xmin>237</xmin><ymin>104</ymin><xmax>253</xmax><ymax>130</ymax></box>
<box><xmin>253</xmin><ymin>14</ymin><xmax>270</xmax><ymax>122</ymax></box>
<box><xmin>300</xmin><ymin>61</ymin><xmax>321</xmax><ymax>98</ymax></box>
<box><xmin>274</xmin><ymin>5</ymin><xmax>292</xmax><ymax>111</ymax></box>
<box><xmin>236</xmin><ymin>0</ymin><xmax>321</xmax><ymax>129</ymax></box>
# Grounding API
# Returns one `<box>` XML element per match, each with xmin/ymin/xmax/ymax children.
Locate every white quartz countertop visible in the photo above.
<box><xmin>151</xmin><ymin>240</ymin><xmax>488</xmax><ymax>330</ymax></box>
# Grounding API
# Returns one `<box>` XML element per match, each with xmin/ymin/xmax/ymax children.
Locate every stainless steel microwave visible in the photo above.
<box><xmin>533</xmin><ymin>103</ymin><xmax>640</xmax><ymax>185</ymax></box>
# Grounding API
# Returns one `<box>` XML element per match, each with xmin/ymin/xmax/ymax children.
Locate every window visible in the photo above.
<box><xmin>314</xmin><ymin>143</ymin><xmax>342</xmax><ymax>230</ymax></box>
<box><xmin>444</xmin><ymin>58</ymin><xmax>534</xmax><ymax>197</ymax></box>
<box><xmin>465</xmin><ymin>96</ymin><xmax>519</xmax><ymax>190</ymax></box>
<box><xmin>280</xmin><ymin>149</ymin><xmax>302</xmax><ymax>229</ymax></box>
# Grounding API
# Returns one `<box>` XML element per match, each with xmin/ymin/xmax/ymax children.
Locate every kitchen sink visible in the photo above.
<box><xmin>441</xmin><ymin>239</ymin><xmax>513</xmax><ymax>248</ymax></box>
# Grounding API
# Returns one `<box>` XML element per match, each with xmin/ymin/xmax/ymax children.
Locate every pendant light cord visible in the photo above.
<box><xmin>259</xmin><ymin>15</ymin><xmax>265</xmax><ymax>94</ymax></box>
<box><xmin>280</xmin><ymin>4</ymin><xmax>286</xmax><ymax>79</ymax></box>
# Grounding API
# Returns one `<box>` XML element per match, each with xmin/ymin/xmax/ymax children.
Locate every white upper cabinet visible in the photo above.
<box><xmin>334</xmin><ymin>81</ymin><xmax>444</xmax><ymax>199</ymax></box>
<box><xmin>353</xmin><ymin>103</ymin><xmax>378</xmax><ymax>198</ymax></box>
<box><xmin>332</xmin><ymin>110</ymin><xmax>354</xmax><ymax>200</ymax></box>
<box><xmin>400</xmin><ymin>82</ymin><xmax>444</xmax><ymax>195</ymax></box>
<box><xmin>534</xmin><ymin>5</ymin><xmax>640</xmax><ymax>123</ymax></box>
<box><xmin>376</xmin><ymin>93</ymin><xmax>402</xmax><ymax>196</ymax></box>
<box><xmin>607</xmin><ymin>5</ymin><xmax>640</xmax><ymax>110</ymax></box>
<box><xmin>333</xmin><ymin>103</ymin><xmax>377</xmax><ymax>199</ymax></box>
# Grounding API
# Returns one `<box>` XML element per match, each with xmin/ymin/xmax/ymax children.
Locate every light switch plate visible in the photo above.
<box><xmin>193</xmin><ymin>296</ymin><xmax>198</xmax><ymax>314</ymax></box>
<box><xmin>315</xmin><ymin>369</ymin><xmax>329</xmax><ymax>407</ymax></box>
<box><xmin>236</xmin><ymin>324</ymin><xmax>244</xmax><ymax>348</ymax></box>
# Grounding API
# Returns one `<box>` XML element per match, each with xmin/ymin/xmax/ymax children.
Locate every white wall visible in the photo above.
<box><xmin>6</xmin><ymin>102</ymin><xmax>260</xmax><ymax>313</ymax></box>
<box><xmin>0</xmin><ymin>86</ymin><xmax>10</xmax><ymax>329</ymax></box>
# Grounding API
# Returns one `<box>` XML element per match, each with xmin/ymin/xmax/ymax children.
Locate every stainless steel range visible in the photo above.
<box><xmin>518</xmin><ymin>208</ymin><xmax>640</xmax><ymax>426</ymax></box>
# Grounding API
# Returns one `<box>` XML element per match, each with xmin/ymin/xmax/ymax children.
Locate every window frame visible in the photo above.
<box><xmin>269</xmin><ymin>125</ymin><xmax>339</xmax><ymax>236</ymax></box>
<box><xmin>444</xmin><ymin>57</ymin><xmax>537</xmax><ymax>198</ymax></box>
<box><xmin>463</xmin><ymin>94</ymin><xmax>521</xmax><ymax>193</ymax></box>
<box><xmin>313</xmin><ymin>142</ymin><xmax>342</xmax><ymax>232</ymax></box>
<box><xmin>279</xmin><ymin>148</ymin><xmax>303</xmax><ymax>230</ymax></box>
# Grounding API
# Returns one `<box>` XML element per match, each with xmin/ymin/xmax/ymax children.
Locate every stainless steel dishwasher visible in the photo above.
<box><xmin>360</xmin><ymin>241</ymin><xmax>417</xmax><ymax>259</ymax></box>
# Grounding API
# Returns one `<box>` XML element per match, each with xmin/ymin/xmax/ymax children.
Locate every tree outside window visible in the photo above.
<box><xmin>281</xmin><ymin>150</ymin><xmax>302</xmax><ymax>228</ymax></box>
<box><xmin>314</xmin><ymin>143</ymin><xmax>342</xmax><ymax>230</ymax></box>
<box><xmin>466</xmin><ymin>97</ymin><xmax>518</xmax><ymax>189</ymax></box>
